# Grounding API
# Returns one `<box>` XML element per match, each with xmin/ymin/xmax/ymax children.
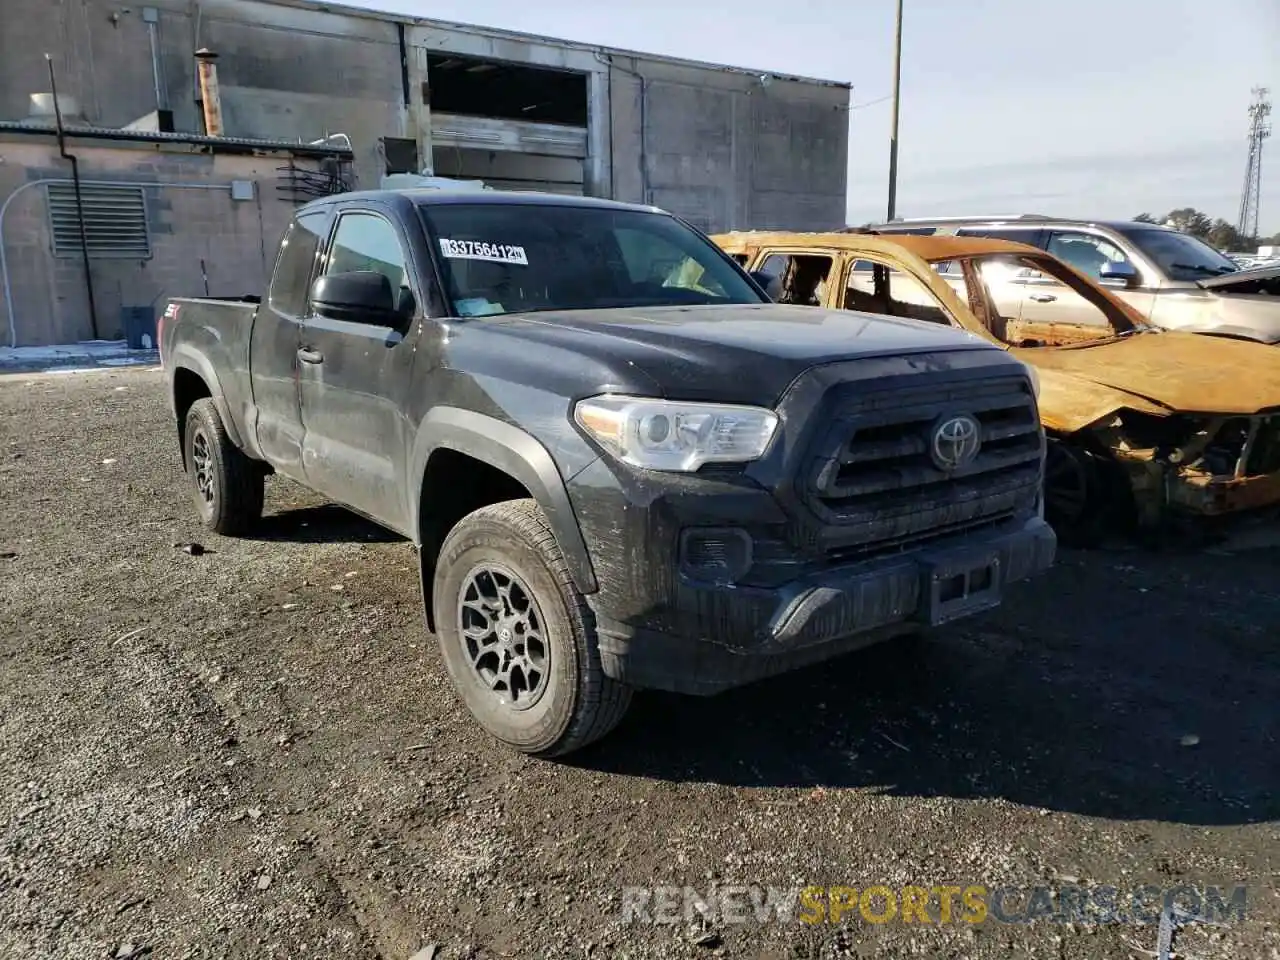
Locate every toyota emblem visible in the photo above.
<box><xmin>930</xmin><ymin>413</ymin><xmax>982</xmax><ymax>471</ymax></box>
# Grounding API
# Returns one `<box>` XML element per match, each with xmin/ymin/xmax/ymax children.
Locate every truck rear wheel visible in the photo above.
<box><xmin>432</xmin><ymin>498</ymin><xmax>632</xmax><ymax>757</ymax></box>
<box><xmin>184</xmin><ymin>398</ymin><xmax>264</xmax><ymax>536</ymax></box>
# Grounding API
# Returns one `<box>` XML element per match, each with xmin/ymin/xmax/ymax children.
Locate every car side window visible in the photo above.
<box><xmin>1046</xmin><ymin>232</ymin><xmax>1131</xmax><ymax>280</ymax></box>
<box><xmin>843</xmin><ymin>260</ymin><xmax>953</xmax><ymax>326</ymax></box>
<box><xmin>267</xmin><ymin>211</ymin><xmax>327</xmax><ymax>317</ymax></box>
<box><xmin>757</xmin><ymin>253</ymin><xmax>832</xmax><ymax>305</ymax></box>
<box><xmin>322</xmin><ymin>211</ymin><xmax>416</xmax><ymax>320</ymax></box>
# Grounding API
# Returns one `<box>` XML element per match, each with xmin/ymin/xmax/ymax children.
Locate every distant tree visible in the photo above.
<box><xmin>1163</xmin><ymin>207</ymin><xmax>1213</xmax><ymax>239</ymax></box>
<box><xmin>1206</xmin><ymin>219</ymin><xmax>1249</xmax><ymax>252</ymax></box>
<box><xmin>1135</xmin><ymin>208</ymin><xmax>1280</xmax><ymax>251</ymax></box>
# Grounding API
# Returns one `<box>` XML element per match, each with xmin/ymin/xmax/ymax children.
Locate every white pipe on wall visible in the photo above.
<box><xmin>0</xmin><ymin>178</ymin><xmax>235</xmax><ymax>348</ymax></box>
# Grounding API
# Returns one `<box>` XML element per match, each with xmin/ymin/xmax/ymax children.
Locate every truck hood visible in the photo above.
<box><xmin>476</xmin><ymin>303</ymin><xmax>995</xmax><ymax>403</ymax></box>
<box><xmin>1196</xmin><ymin>262</ymin><xmax>1280</xmax><ymax>291</ymax></box>
<box><xmin>1015</xmin><ymin>331</ymin><xmax>1280</xmax><ymax>417</ymax></box>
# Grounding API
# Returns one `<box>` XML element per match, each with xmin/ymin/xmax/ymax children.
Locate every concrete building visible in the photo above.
<box><xmin>0</xmin><ymin>128</ymin><xmax>352</xmax><ymax>346</ymax></box>
<box><xmin>0</xmin><ymin>0</ymin><xmax>851</xmax><ymax>345</ymax></box>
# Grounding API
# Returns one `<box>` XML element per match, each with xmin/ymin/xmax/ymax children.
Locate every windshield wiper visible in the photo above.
<box><xmin>1169</xmin><ymin>262</ymin><xmax>1234</xmax><ymax>276</ymax></box>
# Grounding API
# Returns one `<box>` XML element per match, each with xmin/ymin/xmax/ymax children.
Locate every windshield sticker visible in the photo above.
<box><xmin>439</xmin><ymin>238</ymin><xmax>528</xmax><ymax>265</ymax></box>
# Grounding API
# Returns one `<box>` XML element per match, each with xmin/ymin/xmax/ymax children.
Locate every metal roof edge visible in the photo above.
<box><xmin>0</xmin><ymin>121</ymin><xmax>354</xmax><ymax>156</ymax></box>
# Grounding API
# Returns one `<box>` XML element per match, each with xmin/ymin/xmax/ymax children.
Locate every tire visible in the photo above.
<box><xmin>433</xmin><ymin>498</ymin><xmax>632</xmax><ymax>757</ymax></box>
<box><xmin>1043</xmin><ymin>438</ymin><xmax>1126</xmax><ymax>548</ymax></box>
<box><xmin>183</xmin><ymin>397</ymin><xmax>264</xmax><ymax>536</ymax></box>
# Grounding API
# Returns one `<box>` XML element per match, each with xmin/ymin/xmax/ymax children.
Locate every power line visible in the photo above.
<box><xmin>855</xmin><ymin>94</ymin><xmax>896</xmax><ymax>111</ymax></box>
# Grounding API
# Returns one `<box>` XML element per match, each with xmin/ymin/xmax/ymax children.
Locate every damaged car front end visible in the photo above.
<box><xmin>1084</xmin><ymin>406</ymin><xmax>1280</xmax><ymax>529</ymax></box>
<box><xmin>710</xmin><ymin>230</ymin><xmax>1280</xmax><ymax>545</ymax></box>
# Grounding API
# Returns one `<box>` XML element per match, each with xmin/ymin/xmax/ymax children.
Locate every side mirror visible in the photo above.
<box><xmin>749</xmin><ymin>270</ymin><xmax>780</xmax><ymax>301</ymax></box>
<box><xmin>1099</xmin><ymin>260</ymin><xmax>1139</xmax><ymax>288</ymax></box>
<box><xmin>311</xmin><ymin>271</ymin><xmax>398</xmax><ymax>324</ymax></box>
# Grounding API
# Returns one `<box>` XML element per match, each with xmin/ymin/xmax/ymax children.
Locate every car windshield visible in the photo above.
<box><xmin>1113</xmin><ymin>226</ymin><xmax>1239</xmax><ymax>282</ymax></box>
<box><xmin>418</xmin><ymin>202</ymin><xmax>765</xmax><ymax>316</ymax></box>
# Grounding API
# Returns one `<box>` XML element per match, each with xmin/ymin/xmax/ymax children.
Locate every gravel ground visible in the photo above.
<box><xmin>1</xmin><ymin>366</ymin><xmax>1277</xmax><ymax>960</ymax></box>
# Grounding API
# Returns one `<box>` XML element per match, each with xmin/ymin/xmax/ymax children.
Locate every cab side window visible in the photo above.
<box><xmin>321</xmin><ymin>211</ymin><xmax>417</xmax><ymax>321</ymax></box>
<box><xmin>1045</xmin><ymin>231</ymin><xmax>1131</xmax><ymax>280</ymax></box>
<box><xmin>757</xmin><ymin>253</ymin><xmax>833</xmax><ymax>305</ymax></box>
<box><xmin>267</xmin><ymin>211</ymin><xmax>326</xmax><ymax>317</ymax></box>
<box><xmin>844</xmin><ymin>261</ymin><xmax>952</xmax><ymax>326</ymax></box>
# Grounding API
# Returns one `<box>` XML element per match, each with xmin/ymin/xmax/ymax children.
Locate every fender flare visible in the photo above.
<box><xmin>410</xmin><ymin>406</ymin><xmax>599</xmax><ymax>595</ymax></box>
<box><xmin>167</xmin><ymin>344</ymin><xmax>248</xmax><ymax>452</ymax></box>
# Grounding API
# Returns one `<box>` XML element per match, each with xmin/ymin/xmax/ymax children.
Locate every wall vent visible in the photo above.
<box><xmin>46</xmin><ymin>184</ymin><xmax>151</xmax><ymax>259</ymax></box>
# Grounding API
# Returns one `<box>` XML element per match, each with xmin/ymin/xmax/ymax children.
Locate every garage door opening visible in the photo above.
<box><xmin>426</xmin><ymin>53</ymin><xmax>590</xmax><ymax>196</ymax></box>
<box><xmin>426</xmin><ymin>53</ymin><xmax>587</xmax><ymax>126</ymax></box>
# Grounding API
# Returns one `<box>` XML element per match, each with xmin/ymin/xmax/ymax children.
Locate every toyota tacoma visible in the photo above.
<box><xmin>159</xmin><ymin>190</ymin><xmax>1056</xmax><ymax>756</ymax></box>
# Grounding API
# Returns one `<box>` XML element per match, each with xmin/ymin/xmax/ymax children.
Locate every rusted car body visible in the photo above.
<box><xmin>852</xmin><ymin>217</ymin><xmax>1280</xmax><ymax>344</ymax></box>
<box><xmin>714</xmin><ymin>230</ymin><xmax>1280</xmax><ymax>544</ymax></box>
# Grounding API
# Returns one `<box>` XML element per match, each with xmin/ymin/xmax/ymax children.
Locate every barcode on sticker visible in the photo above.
<box><xmin>439</xmin><ymin>238</ymin><xmax>529</xmax><ymax>265</ymax></box>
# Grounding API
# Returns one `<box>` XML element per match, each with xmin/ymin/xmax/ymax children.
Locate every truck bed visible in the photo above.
<box><xmin>159</xmin><ymin>296</ymin><xmax>263</xmax><ymax>453</ymax></box>
<box><xmin>160</xmin><ymin>297</ymin><xmax>259</xmax><ymax>369</ymax></box>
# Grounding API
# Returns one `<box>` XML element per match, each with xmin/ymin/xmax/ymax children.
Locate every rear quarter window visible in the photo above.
<box><xmin>267</xmin><ymin>211</ymin><xmax>327</xmax><ymax>316</ymax></box>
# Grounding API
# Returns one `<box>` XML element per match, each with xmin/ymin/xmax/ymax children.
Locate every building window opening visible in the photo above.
<box><xmin>426</xmin><ymin>53</ymin><xmax>588</xmax><ymax>126</ymax></box>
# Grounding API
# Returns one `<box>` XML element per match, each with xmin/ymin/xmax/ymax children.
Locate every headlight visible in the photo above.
<box><xmin>574</xmin><ymin>395</ymin><xmax>779</xmax><ymax>472</ymax></box>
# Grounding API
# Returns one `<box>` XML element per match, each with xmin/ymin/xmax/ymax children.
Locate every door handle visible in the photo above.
<box><xmin>297</xmin><ymin>347</ymin><xmax>324</xmax><ymax>364</ymax></box>
<box><xmin>1028</xmin><ymin>293</ymin><xmax>1057</xmax><ymax>303</ymax></box>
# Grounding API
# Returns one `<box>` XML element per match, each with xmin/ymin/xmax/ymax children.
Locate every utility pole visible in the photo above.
<box><xmin>1236</xmin><ymin>87</ymin><xmax>1271</xmax><ymax>239</ymax></box>
<box><xmin>885</xmin><ymin>0</ymin><xmax>904</xmax><ymax>222</ymax></box>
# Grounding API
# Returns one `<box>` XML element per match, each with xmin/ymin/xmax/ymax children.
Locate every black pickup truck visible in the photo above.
<box><xmin>159</xmin><ymin>189</ymin><xmax>1056</xmax><ymax>756</ymax></box>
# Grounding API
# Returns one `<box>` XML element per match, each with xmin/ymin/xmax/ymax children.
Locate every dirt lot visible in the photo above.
<box><xmin>1</xmin><ymin>366</ymin><xmax>1277</xmax><ymax>960</ymax></box>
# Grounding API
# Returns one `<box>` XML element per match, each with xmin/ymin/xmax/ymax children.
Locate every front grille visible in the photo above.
<box><xmin>824</xmin><ymin>511</ymin><xmax>1017</xmax><ymax>564</ymax></box>
<box><xmin>803</xmin><ymin>375</ymin><xmax>1042</xmax><ymax>554</ymax></box>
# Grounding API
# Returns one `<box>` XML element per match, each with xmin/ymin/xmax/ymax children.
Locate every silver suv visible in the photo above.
<box><xmin>862</xmin><ymin>215</ymin><xmax>1280</xmax><ymax>343</ymax></box>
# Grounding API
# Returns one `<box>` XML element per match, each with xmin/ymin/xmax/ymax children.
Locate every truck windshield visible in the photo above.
<box><xmin>1113</xmin><ymin>226</ymin><xmax>1239</xmax><ymax>282</ymax></box>
<box><xmin>418</xmin><ymin>202</ymin><xmax>766</xmax><ymax>316</ymax></box>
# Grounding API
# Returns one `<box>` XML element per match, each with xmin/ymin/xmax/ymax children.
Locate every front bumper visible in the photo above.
<box><xmin>1169</xmin><ymin>470</ymin><xmax>1280</xmax><ymax>516</ymax></box>
<box><xmin>587</xmin><ymin>514</ymin><xmax>1056</xmax><ymax>696</ymax></box>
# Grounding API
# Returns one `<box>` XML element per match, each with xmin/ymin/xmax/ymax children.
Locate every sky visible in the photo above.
<box><xmin>348</xmin><ymin>0</ymin><xmax>1280</xmax><ymax>238</ymax></box>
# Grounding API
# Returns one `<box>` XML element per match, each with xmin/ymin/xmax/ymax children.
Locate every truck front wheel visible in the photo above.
<box><xmin>433</xmin><ymin>498</ymin><xmax>632</xmax><ymax>757</ymax></box>
<box><xmin>183</xmin><ymin>398</ymin><xmax>264</xmax><ymax>536</ymax></box>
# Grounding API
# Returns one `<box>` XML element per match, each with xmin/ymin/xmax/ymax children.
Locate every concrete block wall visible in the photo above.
<box><xmin>0</xmin><ymin>137</ymin><xmax>302</xmax><ymax>346</ymax></box>
<box><xmin>607</xmin><ymin>56</ymin><xmax>850</xmax><ymax>233</ymax></box>
<box><xmin>0</xmin><ymin>0</ymin><xmax>407</xmax><ymax>186</ymax></box>
<box><xmin>2</xmin><ymin>0</ymin><xmax>851</xmax><ymax>234</ymax></box>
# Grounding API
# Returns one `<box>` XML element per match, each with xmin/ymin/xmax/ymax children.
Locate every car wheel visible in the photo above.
<box><xmin>1044</xmin><ymin>439</ymin><xmax>1121</xmax><ymax>548</ymax></box>
<box><xmin>184</xmin><ymin>398</ymin><xmax>265</xmax><ymax>536</ymax></box>
<box><xmin>433</xmin><ymin>498</ymin><xmax>632</xmax><ymax>757</ymax></box>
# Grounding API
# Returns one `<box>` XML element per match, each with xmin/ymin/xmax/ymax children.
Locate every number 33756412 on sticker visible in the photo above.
<box><xmin>439</xmin><ymin>239</ymin><xmax>529</xmax><ymax>265</ymax></box>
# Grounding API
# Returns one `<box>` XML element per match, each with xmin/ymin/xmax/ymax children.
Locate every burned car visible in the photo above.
<box><xmin>850</xmin><ymin>216</ymin><xmax>1280</xmax><ymax>344</ymax></box>
<box><xmin>715</xmin><ymin>230</ymin><xmax>1280</xmax><ymax>545</ymax></box>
